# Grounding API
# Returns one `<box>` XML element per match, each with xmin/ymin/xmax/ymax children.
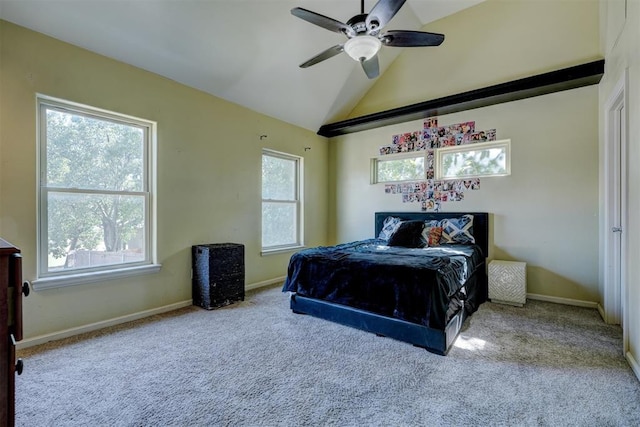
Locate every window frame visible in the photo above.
<box><xmin>435</xmin><ymin>139</ymin><xmax>511</xmax><ymax>180</ymax></box>
<box><xmin>371</xmin><ymin>151</ymin><xmax>427</xmax><ymax>184</ymax></box>
<box><xmin>261</xmin><ymin>149</ymin><xmax>304</xmax><ymax>254</ymax></box>
<box><xmin>34</xmin><ymin>94</ymin><xmax>160</xmax><ymax>290</ymax></box>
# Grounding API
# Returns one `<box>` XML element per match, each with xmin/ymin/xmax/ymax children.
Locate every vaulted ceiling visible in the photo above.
<box><xmin>0</xmin><ymin>0</ymin><xmax>484</xmax><ymax>132</ymax></box>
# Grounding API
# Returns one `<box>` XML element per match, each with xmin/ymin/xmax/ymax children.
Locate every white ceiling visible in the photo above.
<box><xmin>0</xmin><ymin>0</ymin><xmax>484</xmax><ymax>132</ymax></box>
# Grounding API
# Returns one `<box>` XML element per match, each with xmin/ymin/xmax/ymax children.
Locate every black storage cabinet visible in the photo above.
<box><xmin>192</xmin><ymin>243</ymin><xmax>245</xmax><ymax>309</ymax></box>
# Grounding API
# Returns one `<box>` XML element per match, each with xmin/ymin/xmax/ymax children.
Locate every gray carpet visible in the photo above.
<box><xmin>15</xmin><ymin>285</ymin><xmax>640</xmax><ymax>426</ymax></box>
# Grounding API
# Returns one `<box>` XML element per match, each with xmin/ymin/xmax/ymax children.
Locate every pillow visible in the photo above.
<box><xmin>421</xmin><ymin>226</ymin><xmax>443</xmax><ymax>247</ymax></box>
<box><xmin>425</xmin><ymin>219</ymin><xmax>440</xmax><ymax>228</ymax></box>
<box><xmin>378</xmin><ymin>216</ymin><xmax>402</xmax><ymax>241</ymax></box>
<box><xmin>440</xmin><ymin>214</ymin><xmax>475</xmax><ymax>244</ymax></box>
<box><xmin>387</xmin><ymin>220</ymin><xmax>425</xmax><ymax>248</ymax></box>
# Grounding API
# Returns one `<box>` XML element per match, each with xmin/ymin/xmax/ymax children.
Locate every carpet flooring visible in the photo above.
<box><xmin>15</xmin><ymin>285</ymin><xmax>640</xmax><ymax>426</ymax></box>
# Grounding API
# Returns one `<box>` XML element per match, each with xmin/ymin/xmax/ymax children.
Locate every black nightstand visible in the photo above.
<box><xmin>192</xmin><ymin>243</ymin><xmax>245</xmax><ymax>309</ymax></box>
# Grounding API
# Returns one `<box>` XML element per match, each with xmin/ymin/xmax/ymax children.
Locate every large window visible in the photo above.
<box><xmin>36</xmin><ymin>95</ymin><xmax>158</xmax><ymax>289</ymax></box>
<box><xmin>262</xmin><ymin>150</ymin><xmax>303</xmax><ymax>252</ymax></box>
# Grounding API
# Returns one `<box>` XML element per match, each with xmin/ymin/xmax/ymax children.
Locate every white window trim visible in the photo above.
<box><xmin>261</xmin><ymin>149</ymin><xmax>304</xmax><ymax>254</ymax></box>
<box><xmin>371</xmin><ymin>151</ymin><xmax>427</xmax><ymax>184</ymax></box>
<box><xmin>261</xmin><ymin>245</ymin><xmax>306</xmax><ymax>256</ymax></box>
<box><xmin>34</xmin><ymin>94</ymin><xmax>160</xmax><ymax>289</ymax></box>
<box><xmin>435</xmin><ymin>139</ymin><xmax>511</xmax><ymax>180</ymax></box>
<box><xmin>32</xmin><ymin>264</ymin><xmax>162</xmax><ymax>291</ymax></box>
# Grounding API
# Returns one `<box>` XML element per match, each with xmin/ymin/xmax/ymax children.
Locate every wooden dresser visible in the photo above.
<box><xmin>0</xmin><ymin>239</ymin><xmax>28</xmax><ymax>426</ymax></box>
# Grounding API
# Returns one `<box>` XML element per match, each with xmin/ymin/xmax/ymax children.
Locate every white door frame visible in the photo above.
<box><xmin>603</xmin><ymin>70</ymin><xmax>628</xmax><ymax>351</ymax></box>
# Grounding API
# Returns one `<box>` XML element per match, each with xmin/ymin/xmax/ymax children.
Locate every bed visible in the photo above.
<box><xmin>282</xmin><ymin>212</ymin><xmax>489</xmax><ymax>355</ymax></box>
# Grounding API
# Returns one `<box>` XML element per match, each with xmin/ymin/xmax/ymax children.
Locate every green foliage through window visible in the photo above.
<box><xmin>374</xmin><ymin>155</ymin><xmax>425</xmax><ymax>183</ymax></box>
<box><xmin>262</xmin><ymin>150</ymin><xmax>302</xmax><ymax>250</ymax></box>
<box><xmin>38</xmin><ymin>97</ymin><xmax>154</xmax><ymax>276</ymax></box>
<box><xmin>372</xmin><ymin>140</ymin><xmax>510</xmax><ymax>184</ymax></box>
<box><xmin>437</xmin><ymin>140</ymin><xmax>510</xmax><ymax>179</ymax></box>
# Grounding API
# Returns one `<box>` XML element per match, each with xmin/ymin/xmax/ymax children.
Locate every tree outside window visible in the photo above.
<box><xmin>437</xmin><ymin>140</ymin><xmax>510</xmax><ymax>179</ymax></box>
<box><xmin>262</xmin><ymin>150</ymin><xmax>302</xmax><ymax>251</ymax></box>
<box><xmin>38</xmin><ymin>97</ymin><xmax>155</xmax><ymax>278</ymax></box>
<box><xmin>374</xmin><ymin>155</ymin><xmax>425</xmax><ymax>183</ymax></box>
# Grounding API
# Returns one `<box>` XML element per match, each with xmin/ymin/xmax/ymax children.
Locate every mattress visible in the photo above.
<box><xmin>282</xmin><ymin>239</ymin><xmax>485</xmax><ymax>330</ymax></box>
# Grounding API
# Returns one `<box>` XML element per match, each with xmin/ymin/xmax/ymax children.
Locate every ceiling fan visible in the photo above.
<box><xmin>291</xmin><ymin>0</ymin><xmax>445</xmax><ymax>79</ymax></box>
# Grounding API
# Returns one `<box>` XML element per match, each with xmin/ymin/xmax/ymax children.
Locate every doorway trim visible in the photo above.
<box><xmin>603</xmin><ymin>69</ymin><xmax>628</xmax><ymax>351</ymax></box>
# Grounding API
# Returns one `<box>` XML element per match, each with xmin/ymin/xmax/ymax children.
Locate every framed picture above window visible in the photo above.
<box><xmin>436</xmin><ymin>139</ymin><xmax>511</xmax><ymax>180</ymax></box>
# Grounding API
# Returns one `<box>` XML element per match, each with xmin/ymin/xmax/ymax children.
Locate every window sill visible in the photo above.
<box><xmin>261</xmin><ymin>245</ymin><xmax>305</xmax><ymax>256</ymax></box>
<box><xmin>32</xmin><ymin>263</ymin><xmax>162</xmax><ymax>291</ymax></box>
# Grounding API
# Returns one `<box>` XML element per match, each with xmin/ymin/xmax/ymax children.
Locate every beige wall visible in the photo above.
<box><xmin>330</xmin><ymin>0</ymin><xmax>602</xmax><ymax>301</ymax></box>
<box><xmin>331</xmin><ymin>86</ymin><xmax>599</xmax><ymax>302</ymax></box>
<box><xmin>331</xmin><ymin>0</ymin><xmax>640</xmax><ymax>378</ymax></box>
<box><xmin>350</xmin><ymin>0</ymin><xmax>601</xmax><ymax>117</ymax></box>
<box><xmin>598</xmin><ymin>0</ymin><xmax>640</xmax><ymax>375</ymax></box>
<box><xmin>0</xmin><ymin>21</ymin><xmax>329</xmax><ymax>339</ymax></box>
<box><xmin>3</xmin><ymin>0</ymin><xmax>635</xmax><ymax>373</ymax></box>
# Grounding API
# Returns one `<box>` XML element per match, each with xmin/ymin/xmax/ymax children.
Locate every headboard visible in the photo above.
<box><xmin>375</xmin><ymin>212</ymin><xmax>489</xmax><ymax>258</ymax></box>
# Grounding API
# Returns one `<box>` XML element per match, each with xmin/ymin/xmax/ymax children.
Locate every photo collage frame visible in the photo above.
<box><xmin>380</xmin><ymin>117</ymin><xmax>497</xmax><ymax>211</ymax></box>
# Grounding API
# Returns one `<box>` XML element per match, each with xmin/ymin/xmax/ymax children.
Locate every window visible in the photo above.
<box><xmin>35</xmin><ymin>95</ymin><xmax>158</xmax><ymax>289</ymax></box>
<box><xmin>262</xmin><ymin>150</ymin><xmax>303</xmax><ymax>252</ymax></box>
<box><xmin>372</xmin><ymin>153</ymin><xmax>425</xmax><ymax>183</ymax></box>
<box><xmin>436</xmin><ymin>139</ymin><xmax>511</xmax><ymax>179</ymax></box>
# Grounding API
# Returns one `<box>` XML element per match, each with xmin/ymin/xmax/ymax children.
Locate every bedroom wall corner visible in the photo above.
<box><xmin>327</xmin><ymin>137</ymin><xmax>338</xmax><ymax>245</ymax></box>
<box><xmin>349</xmin><ymin>0</ymin><xmax>601</xmax><ymax>118</ymax></box>
<box><xmin>597</xmin><ymin>0</ymin><xmax>640</xmax><ymax>378</ymax></box>
<box><xmin>0</xmin><ymin>20</ymin><xmax>330</xmax><ymax>339</ymax></box>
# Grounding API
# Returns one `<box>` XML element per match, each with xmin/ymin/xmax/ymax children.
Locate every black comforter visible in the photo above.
<box><xmin>282</xmin><ymin>239</ymin><xmax>485</xmax><ymax>330</ymax></box>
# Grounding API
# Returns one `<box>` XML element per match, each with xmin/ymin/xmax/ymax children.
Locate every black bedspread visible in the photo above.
<box><xmin>282</xmin><ymin>239</ymin><xmax>485</xmax><ymax>330</ymax></box>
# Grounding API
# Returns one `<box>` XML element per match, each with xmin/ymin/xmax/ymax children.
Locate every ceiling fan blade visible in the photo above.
<box><xmin>366</xmin><ymin>0</ymin><xmax>406</xmax><ymax>32</ymax></box>
<box><xmin>299</xmin><ymin>45</ymin><xmax>344</xmax><ymax>68</ymax></box>
<box><xmin>382</xmin><ymin>30</ymin><xmax>445</xmax><ymax>47</ymax></box>
<box><xmin>360</xmin><ymin>56</ymin><xmax>380</xmax><ymax>79</ymax></box>
<box><xmin>291</xmin><ymin>7</ymin><xmax>356</xmax><ymax>37</ymax></box>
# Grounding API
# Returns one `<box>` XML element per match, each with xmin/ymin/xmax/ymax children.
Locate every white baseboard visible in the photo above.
<box><xmin>597</xmin><ymin>303</ymin><xmax>606</xmax><ymax>321</ymax></box>
<box><xmin>529</xmin><ymin>294</ymin><xmax>640</xmax><ymax>384</ymax></box>
<box><xmin>18</xmin><ymin>277</ymin><xmax>286</xmax><ymax>350</ymax></box>
<box><xmin>627</xmin><ymin>351</ymin><xmax>640</xmax><ymax>383</ymax></box>
<box><xmin>526</xmin><ymin>293</ymin><xmax>599</xmax><ymax>309</ymax></box>
<box><xmin>246</xmin><ymin>276</ymin><xmax>285</xmax><ymax>291</ymax></box>
<box><xmin>17</xmin><ymin>299</ymin><xmax>193</xmax><ymax>350</ymax></box>
<box><xmin>17</xmin><ymin>283</ymin><xmax>604</xmax><ymax>350</ymax></box>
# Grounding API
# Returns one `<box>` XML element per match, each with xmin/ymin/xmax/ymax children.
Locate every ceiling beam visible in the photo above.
<box><xmin>317</xmin><ymin>59</ymin><xmax>604</xmax><ymax>138</ymax></box>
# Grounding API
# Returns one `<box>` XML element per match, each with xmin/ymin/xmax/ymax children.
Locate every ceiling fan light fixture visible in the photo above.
<box><xmin>292</xmin><ymin>0</ymin><xmax>445</xmax><ymax>78</ymax></box>
<box><xmin>343</xmin><ymin>35</ymin><xmax>381</xmax><ymax>62</ymax></box>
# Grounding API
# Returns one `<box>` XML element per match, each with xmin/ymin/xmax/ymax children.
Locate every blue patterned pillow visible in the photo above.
<box><xmin>387</xmin><ymin>220</ymin><xmax>426</xmax><ymax>248</ymax></box>
<box><xmin>378</xmin><ymin>216</ymin><xmax>402</xmax><ymax>241</ymax></box>
<box><xmin>440</xmin><ymin>214</ymin><xmax>475</xmax><ymax>244</ymax></box>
